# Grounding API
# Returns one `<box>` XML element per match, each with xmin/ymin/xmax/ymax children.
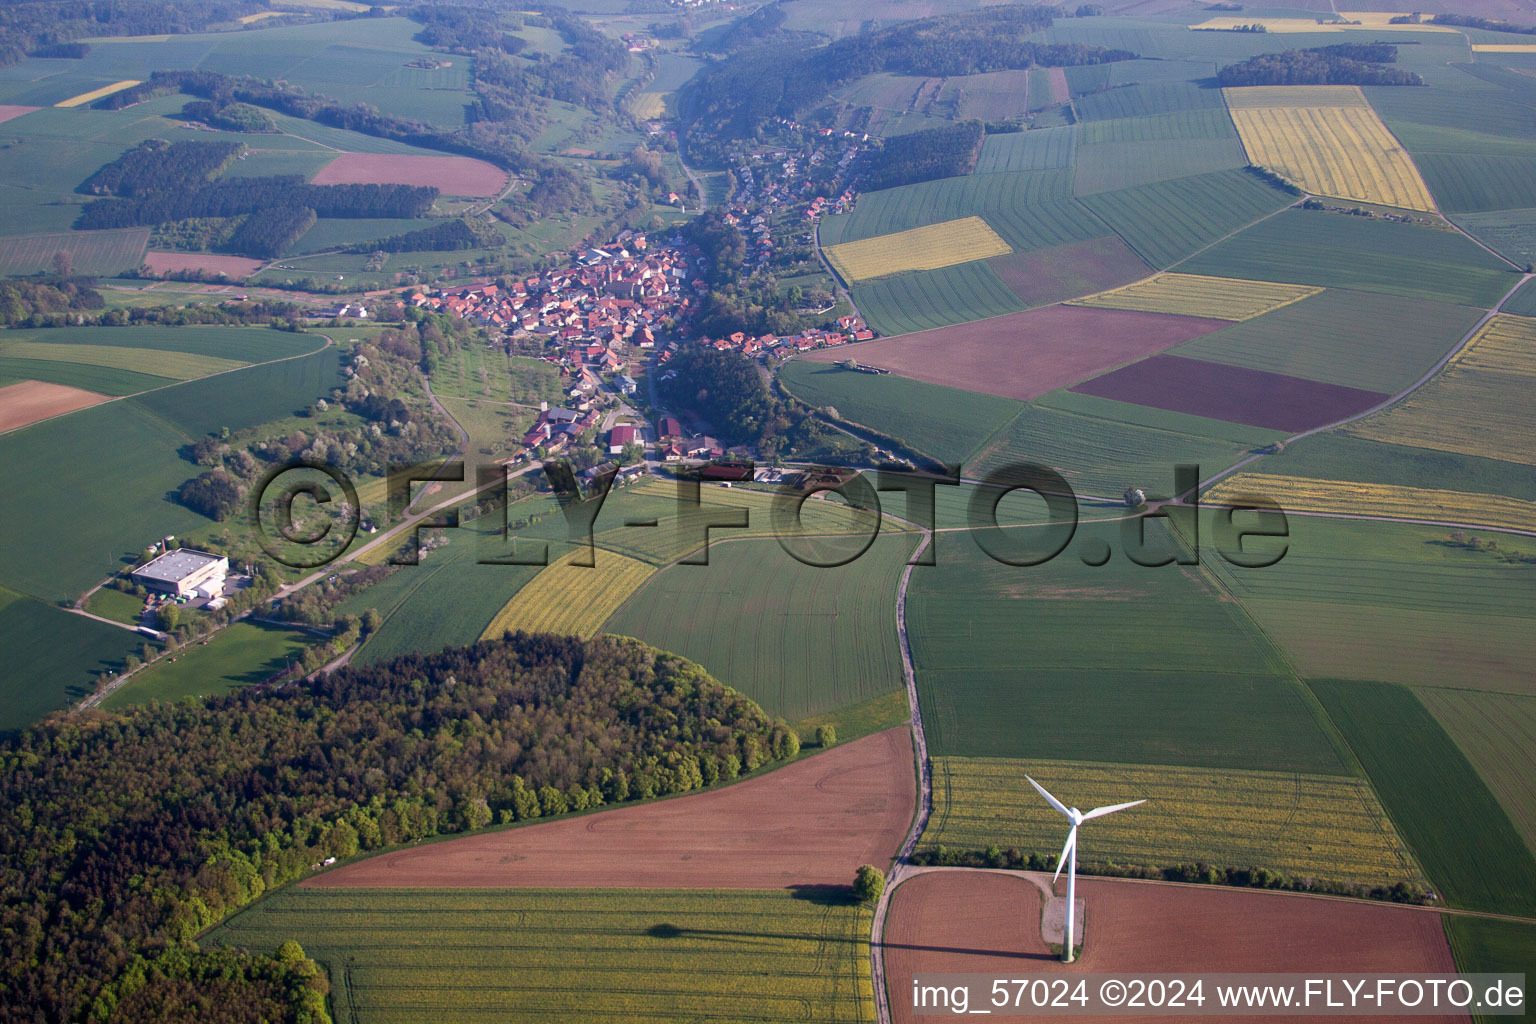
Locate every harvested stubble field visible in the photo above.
<box><xmin>1071</xmin><ymin>354</ymin><xmax>1389</xmax><ymax>432</ymax></box>
<box><xmin>1346</xmin><ymin>316</ymin><xmax>1536</xmax><ymax>465</ymax></box>
<box><xmin>1226</xmin><ymin>96</ymin><xmax>1437</xmax><ymax>212</ymax></box>
<box><xmin>309</xmin><ymin>728</ymin><xmax>916</xmax><ymax>889</ymax></box>
<box><xmin>823</xmin><ymin>216</ymin><xmax>1012</xmax><ymax>283</ymax></box>
<box><xmin>924</xmin><ymin>757</ymin><xmax>1424</xmax><ymax>885</ymax></box>
<box><xmin>208</xmin><ymin>888</ymin><xmax>874</xmax><ymax>1024</ymax></box>
<box><xmin>604</xmin><ymin>534</ymin><xmax>916</xmax><ymax>720</ymax></box>
<box><xmin>0</xmin><ymin>380</ymin><xmax>108</xmax><ymax>433</ymax></box>
<box><xmin>885</xmin><ymin>873</ymin><xmax>1460</xmax><ymax>1024</ymax></box>
<box><xmin>1205</xmin><ymin>473</ymin><xmax>1536</xmax><ymax>533</ymax></box>
<box><xmin>1067</xmin><ymin>273</ymin><xmax>1321</xmax><ymax>321</ymax></box>
<box><xmin>479</xmin><ymin>548</ymin><xmax>655</xmax><ymax>640</ymax></box>
<box><xmin>804</xmin><ymin>305</ymin><xmax>1229</xmax><ymax>401</ymax></box>
<box><xmin>310</xmin><ymin>153</ymin><xmax>509</xmax><ymax>197</ymax></box>
<box><xmin>986</xmin><ymin>235</ymin><xmax>1150</xmax><ymax>308</ymax></box>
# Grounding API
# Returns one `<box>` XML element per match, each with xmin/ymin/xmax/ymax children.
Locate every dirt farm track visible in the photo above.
<box><xmin>884</xmin><ymin>871</ymin><xmax>1464</xmax><ymax>1024</ymax></box>
<box><xmin>308</xmin><ymin>727</ymin><xmax>918</xmax><ymax>889</ymax></box>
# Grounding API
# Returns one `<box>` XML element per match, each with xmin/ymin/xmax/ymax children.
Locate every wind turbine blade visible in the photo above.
<box><xmin>1052</xmin><ymin>826</ymin><xmax>1077</xmax><ymax>884</ymax></box>
<box><xmin>1027</xmin><ymin>775</ymin><xmax>1071</xmax><ymax>817</ymax></box>
<box><xmin>1081</xmin><ymin>799</ymin><xmax>1147</xmax><ymax>821</ymax></box>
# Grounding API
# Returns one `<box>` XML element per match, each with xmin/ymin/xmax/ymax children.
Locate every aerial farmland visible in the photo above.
<box><xmin>1</xmin><ymin>0</ymin><xmax>1534</xmax><ymax>1021</ymax></box>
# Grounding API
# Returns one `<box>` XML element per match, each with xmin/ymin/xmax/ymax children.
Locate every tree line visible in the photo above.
<box><xmin>0</xmin><ymin>0</ymin><xmax>266</xmax><ymax>69</ymax></box>
<box><xmin>0</xmin><ymin>632</ymin><xmax>797</xmax><ymax>1023</ymax></box>
<box><xmin>1217</xmin><ymin>43</ymin><xmax>1424</xmax><ymax>87</ymax></box>
<box><xmin>350</xmin><ymin>217</ymin><xmax>502</xmax><ymax>254</ymax></box>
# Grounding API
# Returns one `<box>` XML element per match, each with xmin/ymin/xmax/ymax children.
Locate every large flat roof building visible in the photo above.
<box><xmin>131</xmin><ymin>549</ymin><xmax>229</xmax><ymax>597</ymax></box>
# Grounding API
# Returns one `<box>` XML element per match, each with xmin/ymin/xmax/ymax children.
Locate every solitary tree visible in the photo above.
<box><xmin>854</xmin><ymin>864</ymin><xmax>886</xmax><ymax>903</ymax></box>
<box><xmin>816</xmin><ymin>724</ymin><xmax>837</xmax><ymax>748</ymax></box>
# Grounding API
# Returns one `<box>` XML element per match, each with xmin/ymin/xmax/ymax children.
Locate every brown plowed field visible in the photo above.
<box><xmin>143</xmin><ymin>251</ymin><xmax>264</xmax><ymax>279</ymax></box>
<box><xmin>803</xmin><ymin>305</ymin><xmax>1228</xmax><ymax>400</ymax></box>
<box><xmin>988</xmin><ymin>236</ymin><xmax>1152</xmax><ymax>308</ymax></box>
<box><xmin>886</xmin><ymin>871</ymin><xmax>1464</xmax><ymax>1024</ymax></box>
<box><xmin>310</xmin><ymin>153</ymin><xmax>508</xmax><ymax>197</ymax></box>
<box><xmin>307</xmin><ymin>727</ymin><xmax>917</xmax><ymax>889</ymax></box>
<box><xmin>0</xmin><ymin>380</ymin><xmax>109</xmax><ymax>433</ymax></box>
<box><xmin>1070</xmin><ymin>353</ymin><xmax>1389</xmax><ymax>432</ymax></box>
<box><xmin>0</xmin><ymin>105</ymin><xmax>39</xmax><ymax>125</ymax></box>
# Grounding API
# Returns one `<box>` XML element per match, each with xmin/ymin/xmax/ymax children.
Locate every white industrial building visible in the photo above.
<box><xmin>130</xmin><ymin>549</ymin><xmax>229</xmax><ymax>597</ymax></box>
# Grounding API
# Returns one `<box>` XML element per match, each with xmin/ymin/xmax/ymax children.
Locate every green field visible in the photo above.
<box><xmin>603</xmin><ymin>534</ymin><xmax>917</xmax><ymax>720</ymax></box>
<box><xmin>102</xmin><ymin>621</ymin><xmax>319</xmax><ymax>708</ymax></box>
<box><xmin>1458</xmin><ymin>206</ymin><xmax>1536</xmax><ymax>268</ymax></box>
<box><xmin>1073</xmin><ymin>80</ymin><xmax>1226</xmax><ymax>121</ymax></box>
<box><xmin>1072</xmin><ymin>138</ymin><xmax>1247</xmax><ymax>195</ymax></box>
<box><xmin>0</xmin><ymin>587</ymin><xmax>142</xmax><ymax>733</ymax></box>
<box><xmin>836</xmin><ymin>168</ymin><xmax>1102</xmax><ymax>254</ymax></box>
<box><xmin>1079</xmin><ymin>168</ymin><xmax>1296</xmax><ymax>269</ymax></box>
<box><xmin>1418</xmin><ymin>689</ymin><xmax>1536</xmax><ymax>857</ymax></box>
<box><xmin>1445</xmin><ymin>917</ymin><xmax>1536</xmax><ymax>1023</ymax></box>
<box><xmin>779</xmin><ymin>360</ymin><xmax>1023</xmax><ymax>463</ymax></box>
<box><xmin>289</xmin><ymin>217</ymin><xmax>442</xmax><ymax>254</ymax></box>
<box><xmin>430</xmin><ymin>347</ymin><xmax>562</xmax><ymax>405</ymax></box>
<box><xmin>1239</xmin><ymin>431</ymin><xmax>1536</xmax><ymax>502</ymax></box>
<box><xmin>849</xmin><ymin>260</ymin><xmax>1026</xmax><ymax>336</ymax></box>
<box><xmin>924</xmin><ymin>756</ymin><xmax>1423</xmax><ymax>885</ymax></box>
<box><xmin>0</xmin><ymin>336</ymin><xmax>342</xmax><ymax>602</ymax></box>
<box><xmin>1414</xmin><ymin>153</ymin><xmax>1536</xmax><ymax>214</ymax></box>
<box><xmin>0</xmin><ymin>227</ymin><xmax>149</xmax><ymax>275</ymax></box>
<box><xmin>1180</xmin><ymin>210</ymin><xmax>1518</xmax><ymax>307</ymax></box>
<box><xmin>204</xmin><ymin>888</ymin><xmax>874</xmax><ymax>1024</ymax></box>
<box><xmin>1168</xmin><ymin>288</ymin><xmax>1481</xmax><ymax>392</ymax></box>
<box><xmin>437</xmin><ymin>396</ymin><xmax>533</xmax><ymax>462</ymax></box>
<box><xmin>1504</xmin><ymin>274</ymin><xmax>1536</xmax><ymax>316</ymax></box>
<box><xmin>973</xmin><ymin>127</ymin><xmax>1075</xmax><ymax>173</ymax></box>
<box><xmin>906</xmin><ymin>517</ymin><xmax>1348</xmax><ymax>773</ymax></box>
<box><xmin>0</xmin><ymin>356</ymin><xmax>172</xmax><ymax>396</ymax></box>
<box><xmin>1207</xmin><ymin>516</ymin><xmax>1536</xmax><ymax>696</ymax></box>
<box><xmin>973</xmin><ymin>390</ymin><xmax>1284</xmax><ymax>499</ymax></box>
<box><xmin>1311</xmin><ymin>679</ymin><xmax>1536</xmax><ymax>916</ymax></box>
<box><xmin>84</xmin><ymin>586</ymin><xmax>146</xmax><ymax>625</ymax></box>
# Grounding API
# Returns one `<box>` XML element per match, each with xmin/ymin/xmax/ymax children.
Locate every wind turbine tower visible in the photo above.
<box><xmin>1026</xmin><ymin>776</ymin><xmax>1146</xmax><ymax>963</ymax></box>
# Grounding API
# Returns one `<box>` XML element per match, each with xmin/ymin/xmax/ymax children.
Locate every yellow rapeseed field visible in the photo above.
<box><xmin>1446</xmin><ymin>313</ymin><xmax>1536</xmax><ymax>377</ymax></box>
<box><xmin>1067</xmin><ymin>273</ymin><xmax>1322</xmax><ymax>321</ymax></box>
<box><xmin>823</xmin><ymin>216</ymin><xmax>1012</xmax><ymax>283</ymax></box>
<box><xmin>56</xmin><ymin>81</ymin><xmax>142</xmax><ymax>108</ymax></box>
<box><xmin>1348</xmin><ymin>314</ymin><xmax>1536</xmax><ymax>465</ymax></box>
<box><xmin>1471</xmin><ymin>44</ymin><xmax>1536</xmax><ymax>52</ymax></box>
<box><xmin>925</xmin><ymin>756</ymin><xmax>1426</xmax><ymax>884</ymax></box>
<box><xmin>480</xmin><ymin>548</ymin><xmax>655</xmax><ymax>640</ymax></box>
<box><xmin>1225</xmin><ymin>95</ymin><xmax>1436</xmax><ymax>211</ymax></box>
<box><xmin>1205</xmin><ymin>473</ymin><xmax>1536</xmax><ymax>533</ymax></box>
<box><xmin>1223</xmin><ymin>85</ymin><xmax>1368</xmax><ymax>109</ymax></box>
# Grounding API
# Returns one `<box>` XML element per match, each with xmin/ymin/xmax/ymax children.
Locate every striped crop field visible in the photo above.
<box><xmin>1447</xmin><ymin>314</ymin><xmax>1536</xmax><ymax>377</ymax></box>
<box><xmin>823</xmin><ymin>216</ymin><xmax>1011</xmax><ymax>283</ymax></box>
<box><xmin>1067</xmin><ymin>273</ymin><xmax>1322</xmax><ymax>321</ymax></box>
<box><xmin>1347</xmin><ymin>315</ymin><xmax>1536</xmax><ymax>465</ymax></box>
<box><xmin>1225</xmin><ymin>88</ymin><xmax>1436</xmax><ymax>211</ymax></box>
<box><xmin>480</xmin><ymin>548</ymin><xmax>655</xmax><ymax>640</ymax></box>
<box><xmin>55</xmin><ymin>80</ymin><xmax>142</xmax><ymax>107</ymax></box>
<box><xmin>207</xmin><ymin>888</ymin><xmax>875</xmax><ymax>1024</ymax></box>
<box><xmin>924</xmin><ymin>757</ymin><xmax>1425</xmax><ymax>886</ymax></box>
<box><xmin>1223</xmin><ymin>86</ymin><xmax>1373</xmax><ymax>110</ymax></box>
<box><xmin>0</xmin><ymin>340</ymin><xmax>248</xmax><ymax>381</ymax></box>
<box><xmin>1205</xmin><ymin>473</ymin><xmax>1536</xmax><ymax>533</ymax></box>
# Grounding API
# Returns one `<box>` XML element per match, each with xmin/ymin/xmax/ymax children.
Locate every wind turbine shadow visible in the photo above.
<box><xmin>876</xmin><ymin>941</ymin><xmax>1057</xmax><ymax>962</ymax></box>
<box><xmin>641</xmin><ymin>924</ymin><xmax>1055</xmax><ymax>961</ymax></box>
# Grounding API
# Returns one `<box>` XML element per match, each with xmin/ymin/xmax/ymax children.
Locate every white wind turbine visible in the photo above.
<box><xmin>1027</xmin><ymin>776</ymin><xmax>1146</xmax><ymax>963</ymax></box>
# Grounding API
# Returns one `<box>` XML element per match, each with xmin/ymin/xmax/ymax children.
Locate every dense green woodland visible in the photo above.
<box><xmin>1217</xmin><ymin>44</ymin><xmax>1424</xmax><ymax>87</ymax></box>
<box><xmin>683</xmin><ymin>5</ymin><xmax>1132</xmax><ymax>159</ymax></box>
<box><xmin>862</xmin><ymin>121</ymin><xmax>986</xmax><ymax>191</ymax></box>
<box><xmin>0</xmin><ymin>0</ymin><xmax>266</xmax><ymax>68</ymax></box>
<box><xmin>0</xmin><ymin>634</ymin><xmax>794</xmax><ymax>1023</ymax></box>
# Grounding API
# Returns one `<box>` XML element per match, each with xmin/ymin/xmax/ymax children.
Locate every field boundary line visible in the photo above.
<box><xmin>870</xmin><ymin>517</ymin><xmax>933</xmax><ymax>1024</ymax></box>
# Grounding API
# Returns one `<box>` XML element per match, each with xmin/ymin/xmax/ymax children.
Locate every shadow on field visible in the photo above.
<box><xmin>642</xmin><ymin>921</ymin><xmax>1055</xmax><ymax>961</ymax></box>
